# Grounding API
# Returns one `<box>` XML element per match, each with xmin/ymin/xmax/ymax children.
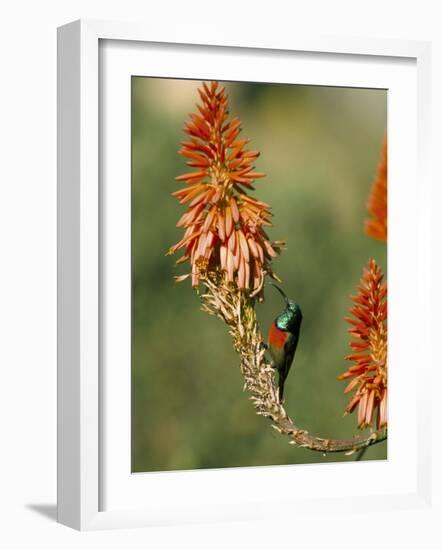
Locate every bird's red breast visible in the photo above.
<box><xmin>268</xmin><ymin>321</ymin><xmax>289</xmax><ymax>349</ymax></box>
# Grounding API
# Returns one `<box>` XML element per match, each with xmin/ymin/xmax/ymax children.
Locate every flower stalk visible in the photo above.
<box><xmin>365</xmin><ymin>136</ymin><xmax>387</xmax><ymax>241</ymax></box>
<box><xmin>168</xmin><ymin>81</ymin><xmax>283</xmax><ymax>297</ymax></box>
<box><xmin>339</xmin><ymin>259</ymin><xmax>388</xmax><ymax>430</ymax></box>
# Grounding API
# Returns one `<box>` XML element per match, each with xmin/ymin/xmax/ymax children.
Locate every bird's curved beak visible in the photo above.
<box><xmin>268</xmin><ymin>282</ymin><xmax>290</xmax><ymax>306</ymax></box>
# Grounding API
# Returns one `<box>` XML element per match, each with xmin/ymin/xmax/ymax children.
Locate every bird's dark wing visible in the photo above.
<box><xmin>278</xmin><ymin>334</ymin><xmax>298</xmax><ymax>400</ymax></box>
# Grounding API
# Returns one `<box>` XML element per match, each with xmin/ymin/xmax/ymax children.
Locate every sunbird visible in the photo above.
<box><xmin>267</xmin><ymin>284</ymin><xmax>303</xmax><ymax>402</ymax></box>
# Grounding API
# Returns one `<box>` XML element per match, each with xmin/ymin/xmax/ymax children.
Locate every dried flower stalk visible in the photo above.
<box><xmin>200</xmin><ymin>270</ymin><xmax>387</xmax><ymax>453</ymax></box>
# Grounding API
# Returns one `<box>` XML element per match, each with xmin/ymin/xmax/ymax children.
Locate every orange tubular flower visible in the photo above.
<box><xmin>168</xmin><ymin>81</ymin><xmax>282</xmax><ymax>294</ymax></box>
<box><xmin>365</xmin><ymin>136</ymin><xmax>387</xmax><ymax>241</ymax></box>
<box><xmin>338</xmin><ymin>259</ymin><xmax>387</xmax><ymax>430</ymax></box>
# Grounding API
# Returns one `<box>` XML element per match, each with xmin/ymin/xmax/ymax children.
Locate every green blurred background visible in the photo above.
<box><xmin>131</xmin><ymin>78</ymin><xmax>387</xmax><ymax>472</ymax></box>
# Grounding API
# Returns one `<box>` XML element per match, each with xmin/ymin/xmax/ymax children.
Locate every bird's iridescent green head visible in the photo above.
<box><xmin>276</xmin><ymin>301</ymin><xmax>302</xmax><ymax>332</ymax></box>
<box><xmin>269</xmin><ymin>283</ymin><xmax>303</xmax><ymax>333</ymax></box>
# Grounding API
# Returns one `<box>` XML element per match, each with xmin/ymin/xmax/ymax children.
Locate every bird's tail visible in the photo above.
<box><xmin>278</xmin><ymin>376</ymin><xmax>285</xmax><ymax>402</ymax></box>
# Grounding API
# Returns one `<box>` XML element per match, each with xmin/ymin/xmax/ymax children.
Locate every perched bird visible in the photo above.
<box><xmin>267</xmin><ymin>284</ymin><xmax>303</xmax><ymax>402</ymax></box>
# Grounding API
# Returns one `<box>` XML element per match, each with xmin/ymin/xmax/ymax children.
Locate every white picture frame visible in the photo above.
<box><xmin>57</xmin><ymin>19</ymin><xmax>432</xmax><ymax>531</ymax></box>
